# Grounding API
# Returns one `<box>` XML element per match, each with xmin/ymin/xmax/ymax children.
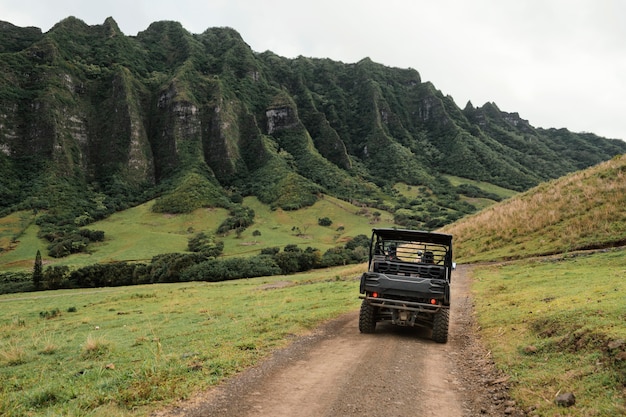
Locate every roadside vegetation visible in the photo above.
<box><xmin>443</xmin><ymin>154</ymin><xmax>626</xmax><ymax>416</ymax></box>
<box><xmin>469</xmin><ymin>251</ymin><xmax>626</xmax><ymax>416</ymax></box>
<box><xmin>0</xmin><ymin>265</ymin><xmax>364</xmax><ymax>417</ymax></box>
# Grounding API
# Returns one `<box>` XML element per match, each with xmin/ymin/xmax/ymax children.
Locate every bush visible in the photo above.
<box><xmin>79</xmin><ymin>229</ymin><xmax>105</xmax><ymax>242</ymax></box>
<box><xmin>345</xmin><ymin>234</ymin><xmax>369</xmax><ymax>250</ymax></box>
<box><xmin>0</xmin><ymin>271</ymin><xmax>33</xmax><ymax>295</ymax></box>
<box><xmin>44</xmin><ymin>229</ymin><xmax>105</xmax><ymax>258</ymax></box>
<box><xmin>321</xmin><ymin>247</ymin><xmax>351</xmax><ymax>267</ymax></box>
<box><xmin>274</xmin><ymin>246</ymin><xmax>321</xmax><ymax>274</ymax></box>
<box><xmin>217</xmin><ymin>206</ymin><xmax>255</xmax><ymax>235</ymax></box>
<box><xmin>318</xmin><ymin>217</ymin><xmax>332</xmax><ymax>226</ymax></box>
<box><xmin>261</xmin><ymin>247</ymin><xmax>280</xmax><ymax>255</ymax></box>
<box><xmin>69</xmin><ymin>263</ymin><xmax>138</xmax><ymax>287</ymax></box>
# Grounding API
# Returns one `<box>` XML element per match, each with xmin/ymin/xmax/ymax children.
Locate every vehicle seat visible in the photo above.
<box><xmin>422</xmin><ymin>251</ymin><xmax>434</xmax><ymax>264</ymax></box>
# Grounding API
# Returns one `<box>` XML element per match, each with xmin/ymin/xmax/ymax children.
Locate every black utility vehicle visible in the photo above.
<box><xmin>358</xmin><ymin>228</ymin><xmax>454</xmax><ymax>343</ymax></box>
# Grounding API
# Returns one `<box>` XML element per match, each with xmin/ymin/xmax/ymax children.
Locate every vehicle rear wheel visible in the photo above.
<box><xmin>359</xmin><ymin>299</ymin><xmax>377</xmax><ymax>333</ymax></box>
<box><xmin>432</xmin><ymin>307</ymin><xmax>449</xmax><ymax>343</ymax></box>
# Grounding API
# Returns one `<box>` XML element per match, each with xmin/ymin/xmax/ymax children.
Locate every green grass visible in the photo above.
<box><xmin>0</xmin><ymin>263</ymin><xmax>365</xmax><ymax>417</ymax></box>
<box><xmin>3</xmin><ymin>162</ymin><xmax>626</xmax><ymax>416</ymax></box>
<box><xmin>0</xmin><ymin>202</ymin><xmax>228</xmax><ymax>271</ymax></box>
<box><xmin>470</xmin><ymin>249</ymin><xmax>626</xmax><ymax>416</ymax></box>
<box><xmin>394</xmin><ymin>177</ymin><xmax>516</xmax><ymax>211</ymax></box>
<box><xmin>0</xmin><ymin>195</ymin><xmax>395</xmax><ymax>272</ymax></box>
<box><xmin>0</xmin><ymin>211</ymin><xmax>45</xmax><ymax>270</ymax></box>
<box><xmin>443</xmin><ymin>174</ymin><xmax>518</xmax><ymax>199</ymax></box>
<box><xmin>231</xmin><ymin>195</ymin><xmax>394</xmax><ymax>256</ymax></box>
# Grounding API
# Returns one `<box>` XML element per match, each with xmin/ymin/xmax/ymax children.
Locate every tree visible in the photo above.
<box><xmin>187</xmin><ymin>232</ymin><xmax>224</xmax><ymax>257</ymax></box>
<box><xmin>43</xmin><ymin>265</ymin><xmax>70</xmax><ymax>290</ymax></box>
<box><xmin>33</xmin><ymin>250</ymin><xmax>43</xmax><ymax>290</ymax></box>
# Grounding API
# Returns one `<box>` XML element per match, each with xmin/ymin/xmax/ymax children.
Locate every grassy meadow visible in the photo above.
<box><xmin>0</xmin><ymin>264</ymin><xmax>364</xmax><ymax>417</ymax></box>
<box><xmin>470</xmin><ymin>250</ymin><xmax>626</xmax><ymax>416</ymax></box>
<box><xmin>0</xmin><ymin>195</ymin><xmax>396</xmax><ymax>272</ymax></box>
<box><xmin>443</xmin><ymin>174</ymin><xmax>518</xmax><ymax>210</ymax></box>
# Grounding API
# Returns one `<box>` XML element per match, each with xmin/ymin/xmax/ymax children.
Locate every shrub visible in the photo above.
<box><xmin>0</xmin><ymin>271</ymin><xmax>33</xmax><ymax>295</ymax></box>
<box><xmin>217</xmin><ymin>206</ymin><xmax>255</xmax><ymax>235</ymax></box>
<box><xmin>69</xmin><ymin>263</ymin><xmax>138</xmax><ymax>287</ymax></box>
<box><xmin>321</xmin><ymin>247</ymin><xmax>351</xmax><ymax>267</ymax></box>
<box><xmin>39</xmin><ymin>309</ymin><xmax>61</xmax><ymax>319</ymax></box>
<box><xmin>345</xmin><ymin>234</ymin><xmax>369</xmax><ymax>250</ymax></box>
<box><xmin>318</xmin><ymin>217</ymin><xmax>332</xmax><ymax>226</ymax></box>
<box><xmin>261</xmin><ymin>247</ymin><xmax>280</xmax><ymax>255</ymax></box>
<box><xmin>274</xmin><ymin>246</ymin><xmax>321</xmax><ymax>274</ymax></box>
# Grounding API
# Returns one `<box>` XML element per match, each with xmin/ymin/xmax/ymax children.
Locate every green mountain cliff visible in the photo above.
<box><xmin>1</xmin><ymin>17</ymin><xmax>625</xmax><ymax>230</ymax></box>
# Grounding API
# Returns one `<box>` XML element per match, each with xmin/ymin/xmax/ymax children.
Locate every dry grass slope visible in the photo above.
<box><xmin>442</xmin><ymin>154</ymin><xmax>626</xmax><ymax>262</ymax></box>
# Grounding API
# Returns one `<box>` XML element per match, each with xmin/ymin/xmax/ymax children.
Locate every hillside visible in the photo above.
<box><xmin>0</xmin><ymin>195</ymin><xmax>396</xmax><ymax>272</ymax></box>
<box><xmin>1</xmin><ymin>16</ymin><xmax>625</xmax><ymax>262</ymax></box>
<box><xmin>441</xmin><ymin>154</ymin><xmax>626</xmax><ymax>262</ymax></box>
<box><xmin>439</xmin><ymin>156</ymin><xmax>626</xmax><ymax>417</ymax></box>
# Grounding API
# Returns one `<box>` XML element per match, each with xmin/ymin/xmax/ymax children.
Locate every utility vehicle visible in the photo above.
<box><xmin>358</xmin><ymin>228</ymin><xmax>454</xmax><ymax>343</ymax></box>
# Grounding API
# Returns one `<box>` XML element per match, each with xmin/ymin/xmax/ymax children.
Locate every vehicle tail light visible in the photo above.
<box><xmin>371</xmin><ymin>292</ymin><xmax>379</xmax><ymax>298</ymax></box>
<box><xmin>430</xmin><ymin>299</ymin><xmax>437</xmax><ymax>305</ymax></box>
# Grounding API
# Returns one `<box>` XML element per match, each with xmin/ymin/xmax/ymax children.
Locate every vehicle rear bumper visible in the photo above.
<box><xmin>359</xmin><ymin>272</ymin><xmax>449</xmax><ymax>302</ymax></box>
<box><xmin>359</xmin><ymin>294</ymin><xmax>447</xmax><ymax>313</ymax></box>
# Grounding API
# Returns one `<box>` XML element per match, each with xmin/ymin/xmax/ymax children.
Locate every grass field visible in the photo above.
<box><xmin>471</xmin><ymin>249</ymin><xmax>626</xmax><ymax>416</ymax></box>
<box><xmin>0</xmin><ymin>195</ymin><xmax>396</xmax><ymax>272</ymax></box>
<box><xmin>0</xmin><ymin>264</ymin><xmax>365</xmax><ymax>417</ymax></box>
<box><xmin>4</xmin><ymin>250</ymin><xmax>625</xmax><ymax>417</ymax></box>
<box><xmin>443</xmin><ymin>174</ymin><xmax>518</xmax><ymax>200</ymax></box>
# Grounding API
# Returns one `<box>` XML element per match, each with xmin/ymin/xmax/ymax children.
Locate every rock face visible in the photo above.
<box><xmin>555</xmin><ymin>392</ymin><xmax>576</xmax><ymax>407</ymax></box>
<box><xmin>1</xmin><ymin>16</ymin><xmax>626</xmax><ymax>213</ymax></box>
<box><xmin>266</xmin><ymin>107</ymin><xmax>298</xmax><ymax>134</ymax></box>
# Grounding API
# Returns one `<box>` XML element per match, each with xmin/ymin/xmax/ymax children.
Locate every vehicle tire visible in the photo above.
<box><xmin>432</xmin><ymin>307</ymin><xmax>449</xmax><ymax>343</ymax></box>
<box><xmin>359</xmin><ymin>299</ymin><xmax>377</xmax><ymax>333</ymax></box>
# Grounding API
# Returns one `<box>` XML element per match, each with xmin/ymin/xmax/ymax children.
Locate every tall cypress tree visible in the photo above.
<box><xmin>33</xmin><ymin>250</ymin><xmax>43</xmax><ymax>290</ymax></box>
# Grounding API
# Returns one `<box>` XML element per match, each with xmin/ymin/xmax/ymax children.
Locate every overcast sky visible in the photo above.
<box><xmin>2</xmin><ymin>0</ymin><xmax>625</xmax><ymax>141</ymax></box>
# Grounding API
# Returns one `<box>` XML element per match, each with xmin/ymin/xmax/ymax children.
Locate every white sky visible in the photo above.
<box><xmin>2</xmin><ymin>0</ymin><xmax>625</xmax><ymax>141</ymax></box>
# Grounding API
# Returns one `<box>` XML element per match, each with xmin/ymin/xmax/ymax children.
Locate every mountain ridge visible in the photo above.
<box><xmin>1</xmin><ymin>16</ymin><xmax>625</xmax><ymax>240</ymax></box>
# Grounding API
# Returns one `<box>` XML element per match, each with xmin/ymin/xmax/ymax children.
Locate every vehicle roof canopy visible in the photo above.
<box><xmin>371</xmin><ymin>228</ymin><xmax>453</xmax><ymax>247</ymax></box>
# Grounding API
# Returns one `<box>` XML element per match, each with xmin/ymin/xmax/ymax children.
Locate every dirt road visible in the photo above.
<box><xmin>154</xmin><ymin>265</ymin><xmax>524</xmax><ymax>417</ymax></box>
